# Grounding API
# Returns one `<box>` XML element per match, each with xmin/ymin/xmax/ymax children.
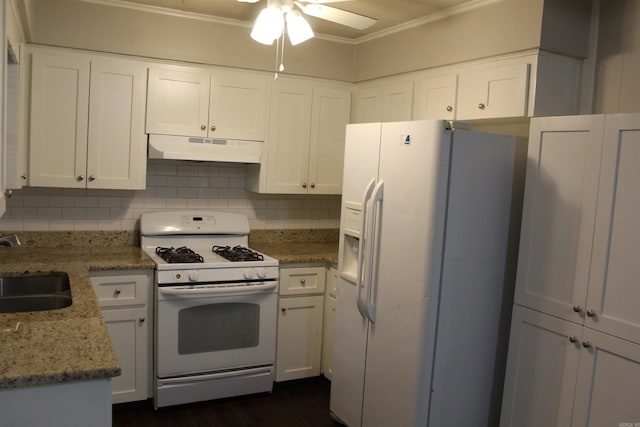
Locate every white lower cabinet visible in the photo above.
<box><xmin>321</xmin><ymin>266</ymin><xmax>338</xmax><ymax>380</ymax></box>
<box><xmin>90</xmin><ymin>270</ymin><xmax>153</xmax><ymax>404</ymax></box>
<box><xmin>501</xmin><ymin>305</ymin><xmax>640</xmax><ymax>427</ymax></box>
<box><xmin>276</xmin><ymin>266</ymin><xmax>326</xmax><ymax>382</ymax></box>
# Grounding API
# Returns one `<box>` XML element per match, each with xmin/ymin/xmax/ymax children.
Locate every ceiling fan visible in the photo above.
<box><xmin>238</xmin><ymin>0</ymin><xmax>377</xmax><ymax>46</ymax></box>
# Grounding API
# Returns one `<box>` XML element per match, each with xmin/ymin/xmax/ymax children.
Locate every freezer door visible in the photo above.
<box><xmin>361</xmin><ymin>120</ymin><xmax>451</xmax><ymax>427</ymax></box>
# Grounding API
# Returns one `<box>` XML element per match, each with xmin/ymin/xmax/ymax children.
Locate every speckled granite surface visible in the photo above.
<box><xmin>0</xmin><ymin>229</ymin><xmax>337</xmax><ymax>390</ymax></box>
<box><xmin>249</xmin><ymin>229</ymin><xmax>339</xmax><ymax>265</ymax></box>
<box><xmin>0</xmin><ymin>244</ymin><xmax>154</xmax><ymax>389</ymax></box>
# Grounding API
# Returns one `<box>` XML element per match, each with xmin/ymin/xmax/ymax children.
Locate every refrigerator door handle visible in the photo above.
<box><xmin>361</xmin><ymin>180</ymin><xmax>384</xmax><ymax>323</ymax></box>
<box><xmin>356</xmin><ymin>178</ymin><xmax>377</xmax><ymax>321</ymax></box>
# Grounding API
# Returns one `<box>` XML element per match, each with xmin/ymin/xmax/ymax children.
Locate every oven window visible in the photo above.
<box><xmin>178</xmin><ymin>303</ymin><xmax>260</xmax><ymax>354</ymax></box>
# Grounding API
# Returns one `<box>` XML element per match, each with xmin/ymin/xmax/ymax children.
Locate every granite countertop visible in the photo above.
<box><xmin>249</xmin><ymin>228</ymin><xmax>339</xmax><ymax>265</ymax></box>
<box><xmin>0</xmin><ymin>244</ymin><xmax>154</xmax><ymax>390</ymax></box>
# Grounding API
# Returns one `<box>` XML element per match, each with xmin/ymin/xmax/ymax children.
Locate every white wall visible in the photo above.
<box><xmin>0</xmin><ymin>160</ymin><xmax>341</xmax><ymax>231</ymax></box>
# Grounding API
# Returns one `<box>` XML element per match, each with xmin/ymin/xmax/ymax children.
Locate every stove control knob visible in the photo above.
<box><xmin>256</xmin><ymin>268</ymin><xmax>267</xmax><ymax>279</ymax></box>
<box><xmin>188</xmin><ymin>271</ymin><xmax>199</xmax><ymax>282</ymax></box>
<box><xmin>243</xmin><ymin>269</ymin><xmax>256</xmax><ymax>280</ymax></box>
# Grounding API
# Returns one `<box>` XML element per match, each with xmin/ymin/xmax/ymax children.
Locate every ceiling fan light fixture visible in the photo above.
<box><xmin>285</xmin><ymin>9</ymin><xmax>314</xmax><ymax>45</ymax></box>
<box><xmin>251</xmin><ymin>6</ymin><xmax>284</xmax><ymax>45</ymax></box>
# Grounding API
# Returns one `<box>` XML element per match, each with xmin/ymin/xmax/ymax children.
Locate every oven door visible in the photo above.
<box><xmin>156</xmin><ymin>281</ymin><xmax>278</xmax><ymax>378</ymax></box>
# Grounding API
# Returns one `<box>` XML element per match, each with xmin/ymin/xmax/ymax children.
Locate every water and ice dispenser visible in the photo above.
<box><xmin>339</xmin><ymin>202</ymin><xmax>362</xmax><ymax>283</ymax></box>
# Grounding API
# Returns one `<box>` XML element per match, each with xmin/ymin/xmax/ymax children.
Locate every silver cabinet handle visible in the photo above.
<box><xmin>78</xmin><ymin>175</ymin><xmax>84</xmax><ymax>181</ymax></box>
<box><xmin>569</xmin><ymin>335</ymin><xmax>577</xmax><ymax>343</ymax></box>
<box><xmin>89</xmin><ymin>175</ymin><xmax>96</xmax><ymax>181</ymax></box>
<box><xmin>586</xmin><ymin>309</ymin><xmax>595</xmax><ymax>317</ymax></box>
<box><xmin>573</xmin><ymin>305</ymin><xmax>582</xmax><ymax>313</ymax></box>
<box><xmin>200</xmin><ymin>124</ymin><xmax>206</xmax><ymax>130</ymax></box>
<box><xmin>300</xmin><ymin>279</ymin><xmax>306</xmax><ymax>286</ymax></box>
<box><xmin>446</xmin><ymin>105</ymin><xmax>453</xmax><ymax>112</ymax></box>
<box><xmin>302</xmin><ymin>183</ymin><xmax>307</xmax><ymax>189</ymax></box>
<box><xmin>210</xmin><ymin>125</ymin><xmax>216</xmax><ymax>131</ymax></box>
<box><xmin>582</xmin><ymin>340</ymin><xmax>592</xmax><ymax>348</ymax></box>
<box><xmin>478</xmin><ymin>103</ymin><xmax>486</xmax><ymax>110</ymax></box>
<box><xmin>139</xmin><ymin>317</ymin><xmax>145</xmax><ymax>323</ymax></box>
<box><xmin>4</xmin><ymin>190</ymin><xmax>12</xmax><ymax>197</ymax></box>
<box><xmin>281</xmin><ymin>307</ymin><xmax>287</xmax><ymax>313</ymax></box>
<box><xmin>114</xmin><ymin>288</ymin><xmax>121</xmax><ymax>295</ymax></box>
<box><xmin>310</xmin><ymin>183</ymin><xmax>316</xmax><ymax>189</ymax></box>
<box><xmin>21</xmin><ymin>174</ymin><xmax>27</xmax><ymax>180</ymax></box>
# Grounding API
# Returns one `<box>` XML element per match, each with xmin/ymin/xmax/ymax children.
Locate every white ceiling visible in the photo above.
<box><xmin>103</xmin><ymin>0</ymin><xmax>484</xmax><ymax>40</ymax></box>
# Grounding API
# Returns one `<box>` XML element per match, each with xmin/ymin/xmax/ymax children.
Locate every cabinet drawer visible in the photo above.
<box><xmin>279</xmin><ymin>267</ymin><xmax>326</xmax><ymax>296</ymax></box>
<box><xmin>90</xmin><ymin>270</ymin><xmax>152</xmax><ymax>307</ymax></box>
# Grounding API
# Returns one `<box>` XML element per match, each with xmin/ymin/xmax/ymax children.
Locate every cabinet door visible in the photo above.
<box><xmin>102</xmin><ymin>307</ymin><xmax>149</xmax><ymax>404</ymax></box>
<box><xmin>87</xmin><ymin>58</ymin><xmax>147</xmax><ymax>190</ymax></box>
<box><xmin>276</xmin><ymin>295</ymin><xmax>324</xmax><ymax>381</ymax></box>
<box><xmin>587</xmin><ymin>114</ymin><xmax>640</xmax><ymax>344</ymax></box>
<box><xmin>209</xmin><ymin>70</ymin><xmax>269</xmax><ymax>141</ymax></box>
<box><xmin>353</xmin><ymin>86</ymin><xmax>382</xmax><ymax>123</ymax></box>
<box><xmin>308</xmin><ymin>87</ymin><xmax>350</xmax><ymax>194</ymax></box>
<box><xmin>380</xmin><ymin>81</ymin><xmax>413</xmax><ymax>122</ymax></box>
<box><xmin>500</xmin><ymin>306</ymin><xmax>582</xmax><ymax>427</ymax></box>
<box><xmin>146</xmin><ymin>67</ymin><xmax>210</xmax><ymax>137</ymax></box>
<box><xmin>413</xmin><ymin>74</ymin><xmax>457</xmax><ymax>121</ymax></box>
<box><xmin>266</xmin><ymin>78</ymin><xmax>312</xmax><ymax>194</ymax></box>
<box><xmin>29</xmin><ymin>53</ymin><xmax>90</xmax><ymax>187</ymax></box>
<box><xmin>515</xmin><ymin>115</ymin><xmax>605</xmax><ymax>322</ymax></box>
<box><xmin>321</xmin><ymin>295</ymin><xmax>336</xmax><ymax>380</ymax></box>
<box><xmin>458</xmin><ymin>62</ymin><xmax>530</xmax><ymax>119</ymax></box>
<box><xmin>572</xmin><ymin>328</ymin><xmax>640</xmax><ymax>427</ymax></box>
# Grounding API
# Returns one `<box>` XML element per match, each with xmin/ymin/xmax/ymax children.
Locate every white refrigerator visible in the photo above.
<box><xmin>329</xmin><ymin>120</ymin><xmax>519</xmax><ymax>427</ymax></box>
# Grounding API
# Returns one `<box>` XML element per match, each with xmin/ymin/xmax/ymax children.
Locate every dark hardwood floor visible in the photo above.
<box><xmin>113</xmin><ymin>376</ymin><xmax>342</xmax><ymax>427</ymax></box>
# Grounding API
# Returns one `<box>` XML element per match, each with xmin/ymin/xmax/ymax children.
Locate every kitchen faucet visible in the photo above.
<box><xmin>0</xmin><ymin>234</ymin><xmax>21</xmax><ymax>247</ymax></box>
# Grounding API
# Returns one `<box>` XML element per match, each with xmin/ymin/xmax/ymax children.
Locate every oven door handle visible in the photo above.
<box><xmin>158</xmin><ymin>282</ymin><xmax>277</xmax><ymax>296</ymax></box>
<box><xmin>159</xmin><ymin>366</ymin><xmax>273</xmax><ymax>385</ymax></box>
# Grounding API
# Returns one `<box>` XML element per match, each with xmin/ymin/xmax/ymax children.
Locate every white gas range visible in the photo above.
<box><xmin>140</xmin><ymin>210</ymin><xmax>279</xmax><ymax>409</ymax></box>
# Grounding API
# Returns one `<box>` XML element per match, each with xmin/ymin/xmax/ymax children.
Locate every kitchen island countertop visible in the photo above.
<box><xmin>0</xmin><ymin>245</ymin><xmax>154</xmax><ymax>389</ymax></box>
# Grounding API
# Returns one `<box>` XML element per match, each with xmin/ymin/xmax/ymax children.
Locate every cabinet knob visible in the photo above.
<box><xmin>4</xmin><ymin>189</ymin><xmax>12</xmax><ymax>198</ymax></box>
<box><xmin>302</xmin><ymin>183</ymin><xmax>307</xmax><ymax>189</ymax></box>
<box><xmin>569</xmin><ymin>335</ymin><xmax>578</xmax><ymax>343</ymax></box>
<box><xmin>21</xmin><ymin>174</ymin><xmax>27</xmax><ymax>180</ymax></box>
<box><xmin>310</xmin><ymin>183</ymin><xmax>315</xmax><ymax>189</ymax></box>
<box><xmin>582</xmin><ymin>340</ymin><xmax>592</xmax><ymax>349</ymax></box>
<box><xmin>478</xmin><ymin>103</ymin><xmax>486</xmax><ymax>110</ymax></box>
<box><xmin>586</xmin><ymin>309</ymin><xmax>595</xmax><ymax>317</ymax></box>
<box><xmin>300</xmin><ymin>279</ymin><xmax>306</xmax><ymax>286</ymax></box>
<box><xmin>281</xmin><ymin>307</ymin><xmax>287</xmax><ymax>313</ymax></box>
<box><xmin>572</xmin><ymin>305</ymin><xmax>582</xmax><ymax>313</ymax></box>
<box><xmin>200</xmin><ymin>124</ymin><xmax>207</xmax><ymax>130</ymax></box>
<box><xmin>446</xmin><ymin>105</ymin><xmax>453</xmax><ymax>112</ymax></box>
<box><xmin>139</xmin><ymin>317</ymin><xmax>145</xmax><ymax>323</ymax></box>
<box><xmin>89</xmin><ymin>175</ymin><xmax>96</xmax><ymax>181</ymax></box>
<box><xmin>210</xmin><ymin>125</ymin><xmax>216</xmax><ymax>131</ymax></box>
<box><xmin>77</xmin><ymin>175</ymin><xmax>85</xmax><ymax>181</ymax></box>
<box><xmin>114</xmin><ymin>288</ymin><xmax>121</xmax><ymax>295</ymax></box>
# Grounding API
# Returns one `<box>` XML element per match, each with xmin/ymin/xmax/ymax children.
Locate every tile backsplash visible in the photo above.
<box><xmin>0</xmin><ymin>160</ymin><xmax>341</xmax><ymax>231</ymax></box>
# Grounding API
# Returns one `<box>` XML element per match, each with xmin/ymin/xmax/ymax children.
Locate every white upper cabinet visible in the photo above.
<box><xmin>413</xmin><ymin>74</ymin><xmax>457</xmax><ymax>121</ymax></box>
<box><xmin>247</xmin><ymin>76</ymin><xmax>351</xmax><ymax>195</ymax></box>
<box><xmin>27</xmin><ymin>48</ymin><xmax>148</xmax><ymax>189</ymax></box>
<box><xmin>146</xmin><ymin>65</ymin><xmax>269</xmax><ymax>141</ymax></box>
<box><xmin>515</xmin><ymin>115</ymin><xmax>605</xmax><ymax>322</ymax></box>
<box><xmin>457</xmin><ymin>62</ymin><xmax>530</xmax><ymax>120</ymax></box>
<box><xmin>353</xmin><ymin>80</ymin><xmax>413</xmax><ymax>123</ymax></box>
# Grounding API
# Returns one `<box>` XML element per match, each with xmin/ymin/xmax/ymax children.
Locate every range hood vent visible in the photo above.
<box><xmin>148</xmin><ymin>134</ymin><xmax>262</xmax><ymax>164</ymax></box>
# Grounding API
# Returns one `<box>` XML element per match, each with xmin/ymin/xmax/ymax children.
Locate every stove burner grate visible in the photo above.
<box><xmin>156</xmin><ymin>246</ymin><xmax>204</xmax><ymax>263</ymax></box>
<box><xmin>212</xmin><ymin>245</ymin><xmax>265</xmax><ymax>262</ymax></box>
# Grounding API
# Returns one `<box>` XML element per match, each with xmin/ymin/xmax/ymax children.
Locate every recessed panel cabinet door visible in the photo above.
<box><xmin>587</xmin><ymin>113</ymin><xmax>640</xmax><ymax>344</ymax></box>
<box><xmin>308</xmin><ymin>87</ymin><xmax>350</xmax><ymax>194</ymax></box>
<box><xmin>413</xmin><ymin>74</ymin><xmax>458</xmax><ymax>120</ymax></box>
<box><xmin>499</xmin><ymin>306</ymin><xmax>582</xmax><ymax>427</ymax></box>
<box><xmin>514</xmin><ymin>115</ymin><xmax>605</xmax><ymax>323</ymax></box>
<box><xmin>266</xmin><ymin>78</ymin><xmax>312</xmax><ymax>194</ymax></box>
<box><xmin>29</xmin><ymin>54</ymin><xmax>90</xmax><ymax>188</ymax></box>
<box><xmin>87</xmin><ymin>58</ymin><xmax>147</xmax><ymax>190</ymax></box>
<box><xmin>146</xmin><ymin>67</ymin><xmax>210</xmax><ymax>137</ymax></box>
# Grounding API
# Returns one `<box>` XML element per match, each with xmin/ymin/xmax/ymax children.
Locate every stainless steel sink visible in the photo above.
<box><xmin>0</xmin><ymin>272</ymin><xmax>72</xmax><ymax>313</ymax></box>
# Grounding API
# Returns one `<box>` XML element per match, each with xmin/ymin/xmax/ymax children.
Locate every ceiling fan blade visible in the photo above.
<box><xmin>237</xmin><ymin>0</ymin><xmax>260</xmax><ymax>3</ymax></box>
<box><xmin>296</xmin><ymin>2</ymin><xmax>376</xmax><ymax>30</ymax></box>
<box><xmin>300</xmin><ymin>0</ymin><xmax>353</xmax><ymax>3</ymax></box>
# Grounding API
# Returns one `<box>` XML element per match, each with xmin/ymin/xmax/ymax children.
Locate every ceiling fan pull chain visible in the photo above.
<box><xmin>279</xmin><ymin>29</ymin><xmax>286</xmax><ymax>73</ymax></box>
<box><xmin>274</xmin><ymin>35</ymin><xmax>280</xmax><ymax>80</ymax></box>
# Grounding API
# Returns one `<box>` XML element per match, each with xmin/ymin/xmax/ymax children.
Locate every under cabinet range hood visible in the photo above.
<box><xmin>148</xmin><ymin>134</ymin><xmax>262</xmax><ymax>164</ymax></box>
